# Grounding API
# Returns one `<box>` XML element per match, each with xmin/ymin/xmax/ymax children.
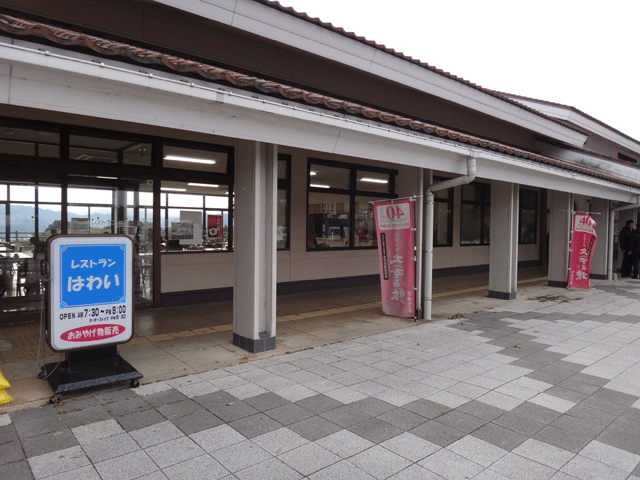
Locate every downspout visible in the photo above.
<box><xmin>415</xmin><ymin>169</ymin><xmax>424</xmax><ymax>319</ymax></box>
<box><xmin>423</xmin><ymin>154</ymin><xmax>477</xmax><ymax>320</ymax></box>
<box><xmin>608</xmin><ymin>200</ymin><xmax>640</xmax><ymax>280</ymax></box>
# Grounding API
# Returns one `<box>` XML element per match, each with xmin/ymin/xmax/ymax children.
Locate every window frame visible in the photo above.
<box><xmin>432</xmin><ymin>177</ymin><xmax>454</xmax><ymax>247</ymax></box>
<box><xmin>518</xmin><ymin>188</ymin><xmax>538</xmax><ymax>245</ymax></box>
<box><xmin>306</xmin><ymin>158</ymin><xmax>397</xmax><ymax>251</ymax></box>
<box><xmin>460</xmin><ymin>182</ymin><xmax>491</xmax><ymax>246</ymax></box>
<box><xmin>277</xmin><ymin>153</ymin><xmax>291</xmax><ymax>251</ymax></box>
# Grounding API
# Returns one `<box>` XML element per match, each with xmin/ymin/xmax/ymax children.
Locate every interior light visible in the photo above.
<box><xmin>97</xmin><ymin>176</ymin><xmax>118</xmax><ymax>180</ymax></box>
<box><xmin>360</xmin><ymin>177</ymin><xmax>388</xmax><ymax>184</ymax></box>
<box><xmin>164</xmin><ymin>155</ymin><xmax>216</xmax><ymax>165</ymax></box>
<box><xmin>161</xmin><ymin>187</ymin><xmax>187</xmax><ymax>192</ymax></box>
<box><xmin>310</xmin><ymin>171</ymin><xmax>317</xmax><ymax>176</ymax></box>
<box><xmin>188</xmin><ymin>183</ymin><xmax>220</xmax><ymax>188</ymax></box>
<box><xmin>310</xmin><ymin>184</ymin><xmax>331</xmax><ymax>189</ymax></box>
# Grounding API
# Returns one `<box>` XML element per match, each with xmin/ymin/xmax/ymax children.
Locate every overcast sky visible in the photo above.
<box><xmin>279</xmin><ymin>0</ymin><xmax>640</xmax><ymax>142</ymax></box>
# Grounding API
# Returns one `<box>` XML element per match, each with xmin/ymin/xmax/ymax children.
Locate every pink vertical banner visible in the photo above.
<box><xmin>373</xmin><ymin>199</ymin><xmax>416</xmax><ymax>317</ymax></box>
<box><xmin>568</xmin><ymin>213</ymin><xmax>598</xmax><ymax>289</ymax></box>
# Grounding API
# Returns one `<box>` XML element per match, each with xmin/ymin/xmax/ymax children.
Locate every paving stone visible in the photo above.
<box><xmin>556</xmin><ymin>377</ymin><xmax>601</xmax><ymax>396</ymax></box>
<box><xmin>208</xmin><ymin>400</ymin><xmax>259</xmax><ymax>423</ymax></box>
<box><xmin>578</xmin><ymin>440</ymin><xmax>640</xmax><ymax>473</ymax></box>
<box><xmin>210</xmin><ymin>439</ymin><xmax>272</xmax><ymax>472</ymax></box>
<box><xmin>315</xmin><ymin>429</ymin><xmax>374</xmax><ymax>459</ymax></box>
<box><xmin>493</xmin><ymin>410</ymin><xmax>547</xmax><ymax>437</ymax></box>
<box><xmin>545</xmin><ymin>386</ymin><xmax>589</xmax><ymax>404</ymax></box>
<box><xmin>590</xmin><ymin>387</ymin><xmax>639</xmax><ymax>406</ymax></box>
<box><xmin>252</xmin><ymin>427</ymin><xmax>309</xmax><ymax>456</ymax></box>
<box><xmin>94</xmin><ymin>388</ymin><xmax>140</xmax><ymax>404</ymax></box>
<box><xmin>489</xmin><ymin>452</ymin><xmax>556</xmax><ymax>480</ymax></box>
<box><xmin>457</xmin><ymin>400</ymin><xmax>506</xmax><ymax>421</ymax></box>
<box><xmin>560</xmin><ymin>454</ymin><xmax>628</xmax><ymax>480</ymax></box>
<box><xmin>27</xmin><ymin>445</ymin><xmax>91</xmax><ymax>479</ymax></box>
<box><xmin>350</xmin><ymin>445</ymin><xmax>412</xmax><ymax>479</ymax></box>
<box><xmin>171</xmin><ymin>409</ymin><xmax>224</xmax><ymax>435</ymax></box>
<box><xmin>534</xmin><ymin>425</ymin><xmax>592</xmax><ymax>453</ymax></box>
<box><xmin>143</xmin><ymin>388</ymin><xmax>189</xmax><ymax>407</ymax></box>
<box><xmin>59</xmin><ymin>404</ymin><xmax>113</xmax><ymax>429</ymax></box>
<box><xmin>550</xmin><ymin>414</ymin><xmax>607</xmax><ymax>438</ymax></box>
<box><xmin>73</xmin><ymin>418</ymin><xmax>124</xmax><ymax>444</ymax></box>
<box><xmin>229</xmin><ymin>412</ymin><xmax>283</xmax><ymax>439</ymax></box>
<box><xmin>596</xmin><ymin>421</ymin><xmax>640</xmax><ymax>456</ymax></box>
<box><xmin>189</xmin><ymin>424</ymin><xmax>246</xmax><ymax>452</ymax></box>
<box><xmin>145</xmin><ymin>436</ymin><xmax>204</xmax><ymax>469</ymax></box>
<box><xmin>116</xmin><ymin>407</ymin><xmax>166</xmax><ymax>431</ymax></box>
<box><xmin>0</xmin><ymin>423</ymin><xmax>18</xmax><ymax>444</ymax></box>
<box><xmin>471</xmin><ymin>423</ymin><xmax>528</xmax><ymax>451</ymax></box>
<box><xmin>433</xmin><ymin>410</ymin><xmax>487</xmax><ymax>434</ymax></box>
<box><xmin>103</xmin><ymin>396</ymin><xmax>152</xmax><ymax>417</ymax></box>
<box><xmin>0</xmin><ymin>439</ymin><xmax>25</xmax><ymax>465</ymax></box>
<box><xmin>243</xmin><ymin>392</ymin><xmax>289</xmax><ymax>412</ymax></box>
<box><xmin>162</xmin><ymin>454</ymin><xmax>229</xmax><ymax>480</ymax></box>
<box><xmin>21</xmin><ymin>428</ymin><xmax>78</xmax><ymax>458</ymax></box>
<box><xmin>264</xmin><ymin>403</ymin><xmax>314</xmax><ymax>425</ymax></box>
<box><xmin>376</xmin><ymin>407</ymin><xmax>428</xmax><ymax>430</ymax></box>
<box><xmin>130</xmin><ymin>420</ymin><xmax>184</xmax><ymax>449</ymax></box>
<box><xmin>403</xmin><ymin>399</ymin><xmax>451</xmax><ymax>419</ymax></box>
<box><xmin>234</xmin><ymin>456</ymin><xmax>303</xmax><ymax>480</ymax></box>
<box><xmin>347</xmin><ymin>417</ymin><xmax>403</xmax><ymax>444</ymax></box>
<box><xmin>320</xmin><ymin>405</ymin><xmax>370</xmax><ymax>428</ymax></box>
<box><xmin>81</xmin><ymin>432</ymin><xmax>140</xmax><ymax>463</ymax></box>
<box><xmin>288</xmin><ymin>415</ymin><xmax>341</xmax><ymax>442</ymax></box>
<box><xmin>307</xmin><ymin>459</ymin><xmax>375</xmax><ymax>480</ymax></box>
<box><xmin>418</xmin><ymin>448</ymin><xmax>484</xmax><ymax>479</ymax></box>
<box><xmin>157</xmin><ymin>398</ymin><xmax>204</xmax><ymax>419</ymax></box>
<box><xmin>349</xmin><ymin>397</ymin><xmax>395</xmax><ymax>417</ymax></box>
<box><xmin>94</xmin><ymin>449</ymin><xmax>159</xmax><ymax>480</ymax></box>
<box><xmin>0</xmin><ymin>459</ymin><xmax>35</xmax><ymax>480</ymax></box>
<box><xmin>279</xmin><ymin>442</ymin><xmax>341</xmax><ymax>476</ymax></box>
<box><xmin>409</xmin><ymin>419</ymin><xmax>466</xmax><ymax>447</ymax></box>
<box><xmin>381</xmin><ymin>432</ymin><xmax>440</xmax><ymax>462</ymax></box>
<box><xmin>13</xmin><ymin>414</ymin><xmax>67</xmax><ymax>440</ymax></box>
<box><xmin>512</xmin><ymin>438</ymin><xmax>575</xmax><ymax>470</ymax></box>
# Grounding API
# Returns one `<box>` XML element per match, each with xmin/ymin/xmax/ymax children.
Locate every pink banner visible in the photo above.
<box><xmin>207</xmin><ymin>215</ymin><xmax>223</xmax><ymax>239</ymax></box>
<box><xmin>568</xmin><ymin>213</ymin><xmax>598</xmax><ymax>289</ymax></box>
<box><xmin>373</xmin><ymin>199</ymin><xmax>416</xmax><ymax>317</ymax></box>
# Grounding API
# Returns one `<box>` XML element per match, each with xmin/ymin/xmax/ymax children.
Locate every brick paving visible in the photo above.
<box><xmin>1</xmin><ymin>281</ymin><xmax>640</xmax><ymax>479</ymax></box>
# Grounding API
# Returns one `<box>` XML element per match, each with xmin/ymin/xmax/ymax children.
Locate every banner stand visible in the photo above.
<box><xmin>44</xmin><ymin>234</ymin><xmax>142</xmax><ymax>404</ymax></box>
<box><xmin>43</xmin><ymin>346</ymin><xmax>142</xmax><ymax>404</ymax></box>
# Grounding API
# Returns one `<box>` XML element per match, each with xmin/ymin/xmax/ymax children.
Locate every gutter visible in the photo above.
<box><xmin>423</xmin><ymin>154</ymin><xmax>477</xmax><ymax>320</ymax></box>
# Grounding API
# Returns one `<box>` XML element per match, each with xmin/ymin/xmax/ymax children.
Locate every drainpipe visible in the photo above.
<box><xmin>414</xmin><ymin>169</ymin><xmax>425</xmax><ymax>319</ymax></box>
<box><xmin>608</xmin><ymin>200</ymin><xmax>640</xmax><ymax>280</ymax></box>
<box><xmin>423</xmin><ymin>154</ymin><xmax>477</xmax><ymax>320</ymax></box>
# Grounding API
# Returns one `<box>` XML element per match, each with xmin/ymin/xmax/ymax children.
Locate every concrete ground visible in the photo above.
<box><xmin>1</xmin><ymin>275</ymin><xmax>640</xmax><ymax>479</ymax></box>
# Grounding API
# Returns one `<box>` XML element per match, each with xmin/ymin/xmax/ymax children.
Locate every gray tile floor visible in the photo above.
<box><xmin>2</xmin><ymin>281</ymin><xmax>640</xmax><ymax>479</ymax></box>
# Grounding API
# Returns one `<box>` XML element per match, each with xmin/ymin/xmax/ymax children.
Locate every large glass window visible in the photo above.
<box><xmin>0</xmin><ymin>125</ymin><xmax>60</xmax><ymax>158</ymax></box>
<box><xmin>69</xmin><ymin>132</ymin><xmax>151</xmax><ymax>166</ymax></box>
<box><xmin>161</xmin><ymin>182</ymin><xmax>230</xmax><ymax>251</ymax></box>
<box><xmin>307</xmin><ymin>159</ymin><xmax>396</xmax><ymax>250</ymax></box>
<box><xmin>460</xmin><ymin>183</ymin><xmax>490</xmax><ymax>245</ymax></box>
<box><xmin>519</xmin><ymin>189</ymin><xmax>538</xmax><ymax>244</ymax></box>
<box><xmin>277</xmin><ymin>154</ymin><xmax>291</xmax><ymax>250</ymax></box>
<box><xmin>433</xmin><ymin>179</ymin><xmax>453</xmax><ymax>247</ymax></box>
<box><xmin>163</xmin><ymin>145</ymin><xmax>228</xmax><ymax>173</ymax></box>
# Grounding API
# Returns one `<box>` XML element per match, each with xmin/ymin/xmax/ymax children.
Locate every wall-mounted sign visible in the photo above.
<box><xmin>207</xmin><ymin>215</ymin><xmax>223</xmax><ymax>238</ymax></box>
<box><xmin>47</xmin><ymin>235</ymin><xmax>133</xmax><ymax>351</ymax></box>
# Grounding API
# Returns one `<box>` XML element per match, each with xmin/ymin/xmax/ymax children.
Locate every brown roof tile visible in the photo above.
<box><xmin>0</xmin><ymin>13</ymin><xmax>637</xmax><ymax>190</ymax></box>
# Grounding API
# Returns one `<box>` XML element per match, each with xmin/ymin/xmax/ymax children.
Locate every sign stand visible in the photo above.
<box><xmin>44</xmin><ymin>235</ymin><xmax>142</xmax><ymax>404</ymax></box>
<box><xmin>43</xmin><ymin>346</ymin><xmax>142</xmax><ymax>404</ymax></box>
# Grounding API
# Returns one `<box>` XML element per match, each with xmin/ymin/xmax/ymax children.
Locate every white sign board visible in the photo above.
<box><xmin>47</xmin><ymin>235</ymin><xmax>134</xmax><ymax>351</ymax></box>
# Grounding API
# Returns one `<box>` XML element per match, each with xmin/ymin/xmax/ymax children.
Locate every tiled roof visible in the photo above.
<box><xmin>255</xmin><ymin>1</ymin><xmax>585</xmax><ymax>137</ymax></box>
<box><xmin>0</xmin><ymin>13</ymin><xmax>638</xmax><ymax>190</ymax></box>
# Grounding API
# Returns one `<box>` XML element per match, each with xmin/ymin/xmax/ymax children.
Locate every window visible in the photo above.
<box><xmin>433</xmin><ymin>178</ymin><xmax>453</xmax><ymax>247</ymax></box>
<box><xmin>307</xmin><ymin>159</ymin><xmax>396</xmax><ymax>250</ymax></box>
<box><xmin>0</xmin><ymin>125</ymin><xmax>60</xmax><ymax>158</ymax></box>
<box><xmin>460</xmin><ymin>183</ymin><xmax>490</xmax><ymax>245</ymax></box>
<box><xmin>519</xmin><ymin>189</ymin><xmax>538</xmax><ymax>244</ymax></box>
<box><xmin>69</xmin><ymin>131</ymin><xmax>151</xmax><ymax>166</ymax></box>
<box><xmin>277</xmin><ymin>154</ymin><xmax>290</xmax><ymax>250</ymax></box>
<box><xmin>163</xmin><ymin>144</ymin><xmax>229</xmax><ymax>173</ymax></box>
<box><xmin>161</xmin><ymin>181</ymin><xmax>230</xmax><ymax>252</ymax></box>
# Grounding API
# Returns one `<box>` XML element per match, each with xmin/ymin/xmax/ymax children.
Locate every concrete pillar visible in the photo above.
<box><xmin>488</xmin><ymin>181</ymin><xmax>519</xmax><ymax>299</ymax></box>
<box><xmin>589</xmin><ymin>198</ymin><xmax>610</xmax><ymax>279</ymax></box>
<box><xmin>233</xmin><ymin>140</ymin><xmax>277</xmax><ymax>353</ymax></box>
<box><xmin>548</xmin><ymin>190</ymin><xmax>572</xmax><ymax>287</ymax></box>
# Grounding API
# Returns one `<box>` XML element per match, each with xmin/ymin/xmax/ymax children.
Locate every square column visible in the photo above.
<box><xmin>489</xmin><ymin>181</ymin><xmax>519</xmax><ymax>300</ymax></box>
<box><xmin>233</xmin><ymin>140</ymin><xmax>277</xmax><ymax>353</ymax></box>
<box><xmin>589</xmin><ymin>198</ymin><xmax>610</xmax><ymax>279</ymax></box>
<box><xmin>548</xmin><ymin>190</ymin><xmax>572</xmax><ymax>287</ymax></box>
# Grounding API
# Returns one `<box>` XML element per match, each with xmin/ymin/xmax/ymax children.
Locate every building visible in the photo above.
<box><xmin>0</xmin><ymin>0</ymin><xmax>638</xmax><ymax>352</ymax></box>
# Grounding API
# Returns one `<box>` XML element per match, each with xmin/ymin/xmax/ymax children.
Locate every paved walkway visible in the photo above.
<box><xmin>1</xmin><ymin>279</ymin><xmax>640</xmax><ymax>479</ymax></box>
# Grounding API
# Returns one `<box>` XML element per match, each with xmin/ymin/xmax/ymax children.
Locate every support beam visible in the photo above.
<box><xmin>548</xmin><ymin>190</ymin><xmax>573</xmax><ymax>288</ymax></box>
<box><xmin>233</xmin><ymin>140</ymin><xmax>277</xmax><ymax>353</ymax></box>
<box><xmin>488</xmin><ymin>181</ymin><xmax>519</xmax><ymax>299</ymax></box>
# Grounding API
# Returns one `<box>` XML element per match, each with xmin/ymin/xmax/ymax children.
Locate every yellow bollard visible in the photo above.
<box><xmin>0</xmin><ymin>369</ymin><xmax>11</xmax><ymax>405</ymax></box>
